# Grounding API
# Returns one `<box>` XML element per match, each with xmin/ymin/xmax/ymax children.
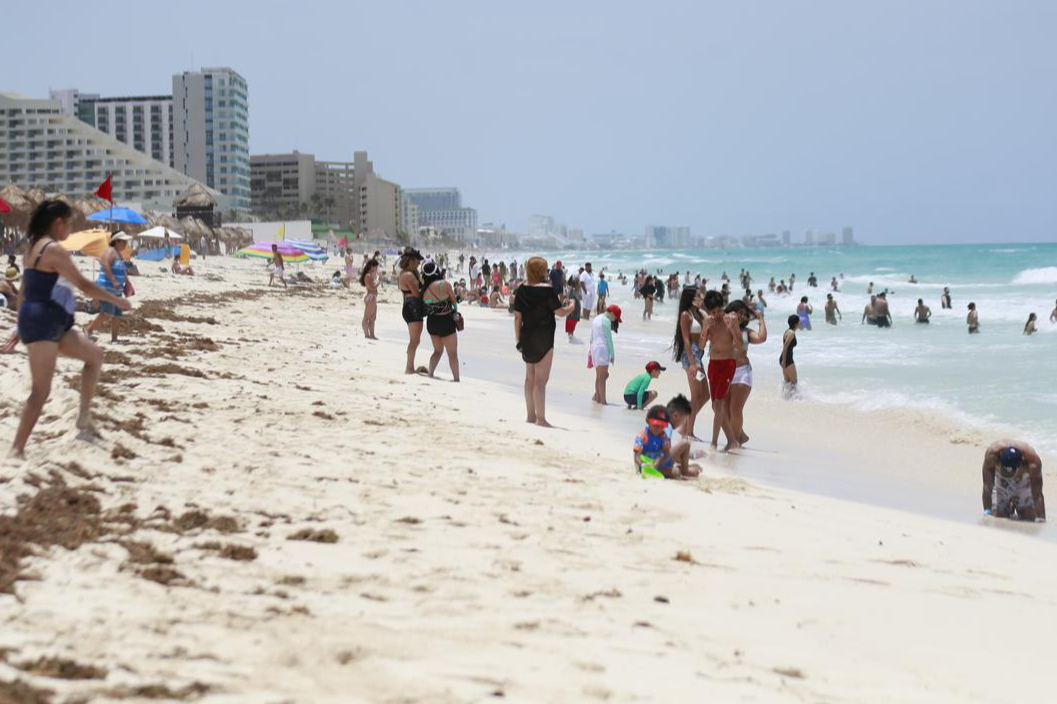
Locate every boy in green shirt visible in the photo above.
<box><xmin>623</xmin><ymin>361</ymin><xmax>666</xmax><ymax>409</ymax></box>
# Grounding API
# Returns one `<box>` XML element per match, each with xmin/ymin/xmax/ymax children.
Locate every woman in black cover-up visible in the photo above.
<box><xmin>514</xmin><ymin>256</ymin><xmax>574</xmax><ymax>427</ymax></box>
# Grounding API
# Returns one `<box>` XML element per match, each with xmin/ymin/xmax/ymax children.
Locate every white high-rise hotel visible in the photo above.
<box><xmin>47</xmin><ymin>67</ymin><xmax>250</xmax><ymax>212</ymax></box>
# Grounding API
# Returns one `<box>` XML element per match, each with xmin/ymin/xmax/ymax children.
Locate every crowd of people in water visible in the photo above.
<box><xmin>1</xmin><ymin>206</ymin><xmax>1048</xmax><ymax>519</ymax></box>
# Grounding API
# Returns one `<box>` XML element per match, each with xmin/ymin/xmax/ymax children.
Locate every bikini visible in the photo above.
<box><xmin>732</xmin><ymin>329</ymin><xmax>753</xmax><ymax>387</ymax></box>
<box><xmin>17</xmin><ymin>241</ymin><xmax>75</xmax><ymax>344</ymax></box>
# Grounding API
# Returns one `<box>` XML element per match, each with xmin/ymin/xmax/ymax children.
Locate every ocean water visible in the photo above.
<box><xmin>517</xmin><ymin>244</ymin><xmax>1057</xmax><ymax>456</ymax></box>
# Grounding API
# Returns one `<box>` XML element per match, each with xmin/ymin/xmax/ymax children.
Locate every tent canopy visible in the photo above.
<box><xmin>138</xmin><ymin>226</ymin><xmax>183</xmax><ymax>240</ymax></box>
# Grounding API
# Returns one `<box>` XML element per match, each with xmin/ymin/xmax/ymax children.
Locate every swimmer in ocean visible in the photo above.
<box><xmin>824</xmin><ymin>294</ymin><xmax>841</xmax><ymax>325</ymax></box>
<box><xmin>914</xmin><ymin>299</ymin><xmax>931</xmax><ymax>324</ymax></box>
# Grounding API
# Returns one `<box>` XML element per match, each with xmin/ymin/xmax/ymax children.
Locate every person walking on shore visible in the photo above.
<box><xmin>596</xmin><ymin>272</ymin><xmax>609</xmax><ymax>314</ymax></box>
<box><xmin>824</xmin><ymin>294</ymin><xmax>841</xmax><ymax>325</ymax></box>
<box><xmin>85</xmin><ymin>232</ymin><xmax>131</xmax><ymax>343</ymax></box>
<box><xmin>780</xmin><ymin>314</ymin><xmax>800</xmax><ymax>399</ymax></box>
<box><xmin>565</xmin><ymin>274</ymin><xmax>582</xmax><ymax>342</ymax></box>
<box><xmin>268</xmin><ymin>244</ymin><xmax>286</xmax><ymax>288</ymax></box>
<box><xmin>981</xmin><ymin>441</ymin><xmax>1044</xmax><ymax>521</ymax></box>
<box><xmin>398</xmin><ymin>248</ymin><xmax>426</xmax><ymax>373</ymax></box>
<box><xmin>700</xmin><ymin>290</ymin><xmax>741</xmax><ymax>451</ymax></box>
<box><xmin>421</xmin><ymin>261</ymin><xmax>460</xmax><ymax>382</ymax></box>
<box><xmin>359</xmin><ymin>258</ymin><xmax>379</xmax><ymax>339</ymax></box>
<box><xmin>726</xmin><ymin>300</ymin><xmax>766</xmax><ymax>447</ymax></box>
<box><xmin>589</xmin><ymin>305</ymin><xmax>621</xmax><ymax>405</ymax></box>
<box><xmin>579</xmin><ymin>262</ymin><xmax>595</xmax><ymax>321</ymax></box>
<box><xmin>673</xmin><ymin>287</ymin><xmax>708</xmax><ymax>440</ymax></box>
<box><xmin>915</xmin><ymin>299</ymin><xmax>931</xmax><ymax>324</ymax></box>
<box><xmin>9</xmin><ymin>201</ymin><xmax>131</xmax><ymax>459</ymax></box>
<box><xmin>514</xmin><ymin>257</ymin><xmax>574</xmax><ymax>427</ymax></box>
<box><xmin>967</xmin><ymin>302</ymin><xmax>980</xmax><ymax>333</ymax></box>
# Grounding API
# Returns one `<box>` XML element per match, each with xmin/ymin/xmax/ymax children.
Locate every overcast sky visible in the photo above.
<box><xmin>7</xmin><ymin>0</ymin><xmax>1056</xmax><ymax>244</ymax></box>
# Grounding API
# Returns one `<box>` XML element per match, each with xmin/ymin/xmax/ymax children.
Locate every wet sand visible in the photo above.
<box><xmin>0</xmin><ymin>255</ymin><xmax>1054</xmax><ymax>702</ymax></box>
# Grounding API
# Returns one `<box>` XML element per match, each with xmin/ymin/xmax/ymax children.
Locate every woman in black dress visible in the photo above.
<box><xmin>514</xmin><ymin>256</ymin><xmax>574</xmax><ymax>427</ymax></box>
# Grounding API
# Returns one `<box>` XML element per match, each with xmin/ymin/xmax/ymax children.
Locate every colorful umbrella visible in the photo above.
<box><xmin>87</xmin><ymin>206</ymin><xmax>148</xmax><ymax>225</ymax></box>
<box><xmin>233</xmin><ymin>241</ymin><xmax>309</xmax><ymax>263</ymax></box>
<box><xmin>285</xmin><ymin>240</ymin><xmax>329</xmax><ymax>262</ymax></box>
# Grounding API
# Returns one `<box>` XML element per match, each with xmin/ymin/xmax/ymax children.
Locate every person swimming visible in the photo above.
<box><xmin>1024</xmin><ymin>313</ymin><xmax>1037</xmax><ymax>336</ymax></box>
<box><xmin>967</xmin><ymin>302</ymin><xmax>980</xmax><ymax>333</ymax></box>
<box><xmin>914</xmin><ymin>298</ymin><xmax>931</xmax><ymax>324</ymax></box>
<box><xmin>797</xmin><ymin>296</ymin><xmax>812</xmax><ymax>330</ymax></box>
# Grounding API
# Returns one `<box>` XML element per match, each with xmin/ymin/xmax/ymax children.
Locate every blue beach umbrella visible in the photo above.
<box><xmin>87</xmin><ymin>206</ymin><xmax>148</xmax><ymax>225</ymax></box>
<box><xmin>284</xmin><ymin>240</ymin><xmax>329</xmax><ymax>262</ymax></box>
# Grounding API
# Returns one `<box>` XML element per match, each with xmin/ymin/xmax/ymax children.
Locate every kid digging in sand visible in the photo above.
<box><xmin>632</xmin><ymin>405</ymin><xmax>702</xmax><ymax>480</ymax></box>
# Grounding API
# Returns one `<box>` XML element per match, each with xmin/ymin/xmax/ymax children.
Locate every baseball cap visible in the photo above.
<box><xmin>645</xmin><ymin>361</ymin><xmax>666</xmax><ymax>373</ymax></box>
<box><xmin>999</xmin><ymin>447</ymin><xmax>1023</xmax><ymax>470</ymax></box>
<box><xmin>606</xmin><ymin>304</ymin><xmax>623</xmax><ymax>323</ymax></box>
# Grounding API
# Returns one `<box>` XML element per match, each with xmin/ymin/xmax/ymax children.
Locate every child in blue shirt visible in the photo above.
<box><xmin>632</xmin><ymin>405</ymin><xmax>702</xmax><ymax>479</ymax></box>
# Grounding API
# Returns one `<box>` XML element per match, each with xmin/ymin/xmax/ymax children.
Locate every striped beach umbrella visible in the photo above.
<box><xmin>284</xmin><ymin>240</ymin><xmax>329</xmax><ymax>262</ymax></box>
<box><xmin>233</xmin><ymin>242</ymin><xmax>310</xmax><ymax>263</ymax></box>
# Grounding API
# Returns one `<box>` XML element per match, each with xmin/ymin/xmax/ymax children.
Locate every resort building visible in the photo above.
<box><xmin>51</xmin><ymin>89</ymin><xmax>175</xmax><ymax>168</ymax></box>
<box><xmin>173</xmin><ymin>67</ymin><xmax>250</xmax><ymax>213</ymax></box>
<box><xmin>644</xmin><ymin>225</ymin><xmax>691</xmax><ymax>249</ymax></box>
<box><xmin>403</xmin><ymin>187</ymin><xmax>478</xmax><ymax>242</ymax></box>
<box><xmin>249</xmin><ymin>150</ymin><xmax>402</xmax><ymax>238</ymax></box>
<box><xmin>0</xmin><ymin>92</ymin><xmax>224</xmax><ymax>212</ymax></box>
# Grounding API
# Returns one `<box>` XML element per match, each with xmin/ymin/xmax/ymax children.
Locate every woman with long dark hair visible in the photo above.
<box><xmin>398</xmin><ymin>248</ymin><xmax>426</xmax><ymax>373</ymax></box>
<box><xmin>10</xmin><ymin>200</ymin><xmax>131</xmax><ymax>459</ymax></box>
<box><xmin>672</xmin><ymin>287</ymin><xmax>708</xmax><ymax>439</ymax></box>
<box><xmin>421</xmin><ymin>260</ymin><xmax>460</xmax><ymax>382</ymax></box>
<box><xmin>725</xmin><ymin>299</ymin><xmax>767</xmax><ymax>446</ymax></box>
<box><xmin>359</xmin><ymin>258</ymin><xmax>379</xmax><ymax>339</ymax></box>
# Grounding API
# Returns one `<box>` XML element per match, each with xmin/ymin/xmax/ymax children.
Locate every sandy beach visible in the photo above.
<box><xmin>1</xmin><ymin>255</ymin><xmax>1055</xmax><ymax>703</ymax></box>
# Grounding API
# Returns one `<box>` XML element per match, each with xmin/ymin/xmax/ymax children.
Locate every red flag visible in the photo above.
<box><xmin>94</xmin><ymin>174</ymin><xmax>112</xmax><ymax>202</ymax></box>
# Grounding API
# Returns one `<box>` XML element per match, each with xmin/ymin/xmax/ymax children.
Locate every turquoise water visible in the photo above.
<box><xmin>524</xmin><ymin>244</ymin><xmax>1057</xmax><ymax>455</ymax></box>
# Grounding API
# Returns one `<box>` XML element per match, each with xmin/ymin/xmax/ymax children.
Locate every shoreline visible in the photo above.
<box><xmin>0</xmin><ymin>256</ymin><xmax>1054</xmax><ymax>702</ymax></box>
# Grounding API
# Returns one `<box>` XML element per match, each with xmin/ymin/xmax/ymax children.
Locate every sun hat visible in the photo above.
<box><xmin>4</xmin><ymin>267</ymin><xmax>20</xmax><ymax>282</ymax></box>
<box><xmin>110</xmin><ymin>231</ymin><xmax>132</xmax><ymax>244</ymax></box>
<box><xmin>606</xmin><ymin>304</ymin><xmax>623</xmax><ymax>323</ymax></box>
<box><xmin>645</xmin><ymin>361</ymin><xmax>666</xmax><ymax>373</ymax></box>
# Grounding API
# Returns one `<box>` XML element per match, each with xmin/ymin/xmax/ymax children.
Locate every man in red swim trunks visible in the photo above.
<box><xmin>700</xmin><ymin>289</ymin><xmax>744</xmax><ymax>451</ymax></box>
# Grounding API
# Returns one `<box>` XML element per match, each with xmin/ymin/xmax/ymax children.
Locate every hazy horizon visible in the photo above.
<box><xmin>5</xmin><ymin>0</ymin><xmax>1056</xmax><ymax>245</ymax></box>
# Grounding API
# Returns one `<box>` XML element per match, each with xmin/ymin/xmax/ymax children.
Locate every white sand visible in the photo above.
<box><xmin>0</xmin><ymin>255</ymin><xmax>1053</xmax><ymax>702</ymax></box>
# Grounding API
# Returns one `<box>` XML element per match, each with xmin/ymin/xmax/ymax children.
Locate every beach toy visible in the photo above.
<box><xmin>639</xmin><ymin>456</ymin><xmax>665</xmax><ymax>479</ymax></box>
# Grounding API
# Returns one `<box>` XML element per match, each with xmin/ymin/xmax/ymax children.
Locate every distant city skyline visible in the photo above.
<box><xmin>6</xmin><ymin>0</ymin><xmax>1056</xmax><ymax>244</ymax></box>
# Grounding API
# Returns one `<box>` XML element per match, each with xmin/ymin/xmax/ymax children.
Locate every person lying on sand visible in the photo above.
<box><xmin>633</xmin><ymin>405</ymin><xmax>701</xmax><ymax>480</ymax></box>
<box><xmin>172</xmin><ymin>260</ymin><xmax>194</xmax><ymax>276</ymax></box>
<box><xmin>982</xmin><ymin>441</ymin><xmax>1045</xmax><ymax>521</ymax></box>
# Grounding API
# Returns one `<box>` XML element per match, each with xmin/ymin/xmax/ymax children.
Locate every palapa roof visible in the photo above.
<box><xmin>173</xmin><ymin>183</ymin><xmax>217</xmax><ymax>208</ymax></box>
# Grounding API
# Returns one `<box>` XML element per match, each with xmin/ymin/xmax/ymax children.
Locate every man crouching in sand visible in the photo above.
<box><xmin>982</xmin><ymin>441</ymin><xmax>1045</xmax><ymax>521</ymax></box>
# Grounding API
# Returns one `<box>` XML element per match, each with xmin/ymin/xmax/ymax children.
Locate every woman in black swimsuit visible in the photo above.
<box><xmin>513</xmin><ymin>257</ymin><xmax>574</xmax><ymax>427</ymax></box>
<box><xmin>779</xmin><ymin>313</ymin><xmax>799</xmax><ymax>399</ymax></box>
<box><xmin>421</xmin><ymin>261</ymin><xmax>460</xmax><ymax>382</ymax></box>
<box><xmin>397</xmin><ymin>247</ymin><xmax>425</xmax><ymax>374</ymax></box>
<box><xmin>10</xmin><ymin>201</ymin><xmax>130</xmax><ymax>459</ymax></box>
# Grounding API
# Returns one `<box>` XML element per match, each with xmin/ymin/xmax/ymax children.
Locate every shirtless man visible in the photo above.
<box><xmin>861</xmin><ymin>295</ymin><xmax>877</xmax><ymax>325</ymax></box>
<box><xmin>699</xmin><ymin>289</ymin><xmax>743</xmax><ymax>451</ymax></box>
<box><xmin>967</xmin><ymin>302</ymin><xmax>980</xmax><ymax>333</ymax></box>
<box><xmin>873</xmin><ymin>292</ymin><xmax>892</xmax><ymax>328</ymax></box>
<box><xmin>824</xmin><ymin>294</ymin><xmax>841</xmax><ymax>325</ymax></box>
<box><xmin>914</xmin><ymin>298</ymin><xmax>931</xmax><ymax>323</ymax></box>
<box><xmin>982</xmin><ymin>441</ymin><xmax>1045</xmax><ymax>521</ymax></box>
